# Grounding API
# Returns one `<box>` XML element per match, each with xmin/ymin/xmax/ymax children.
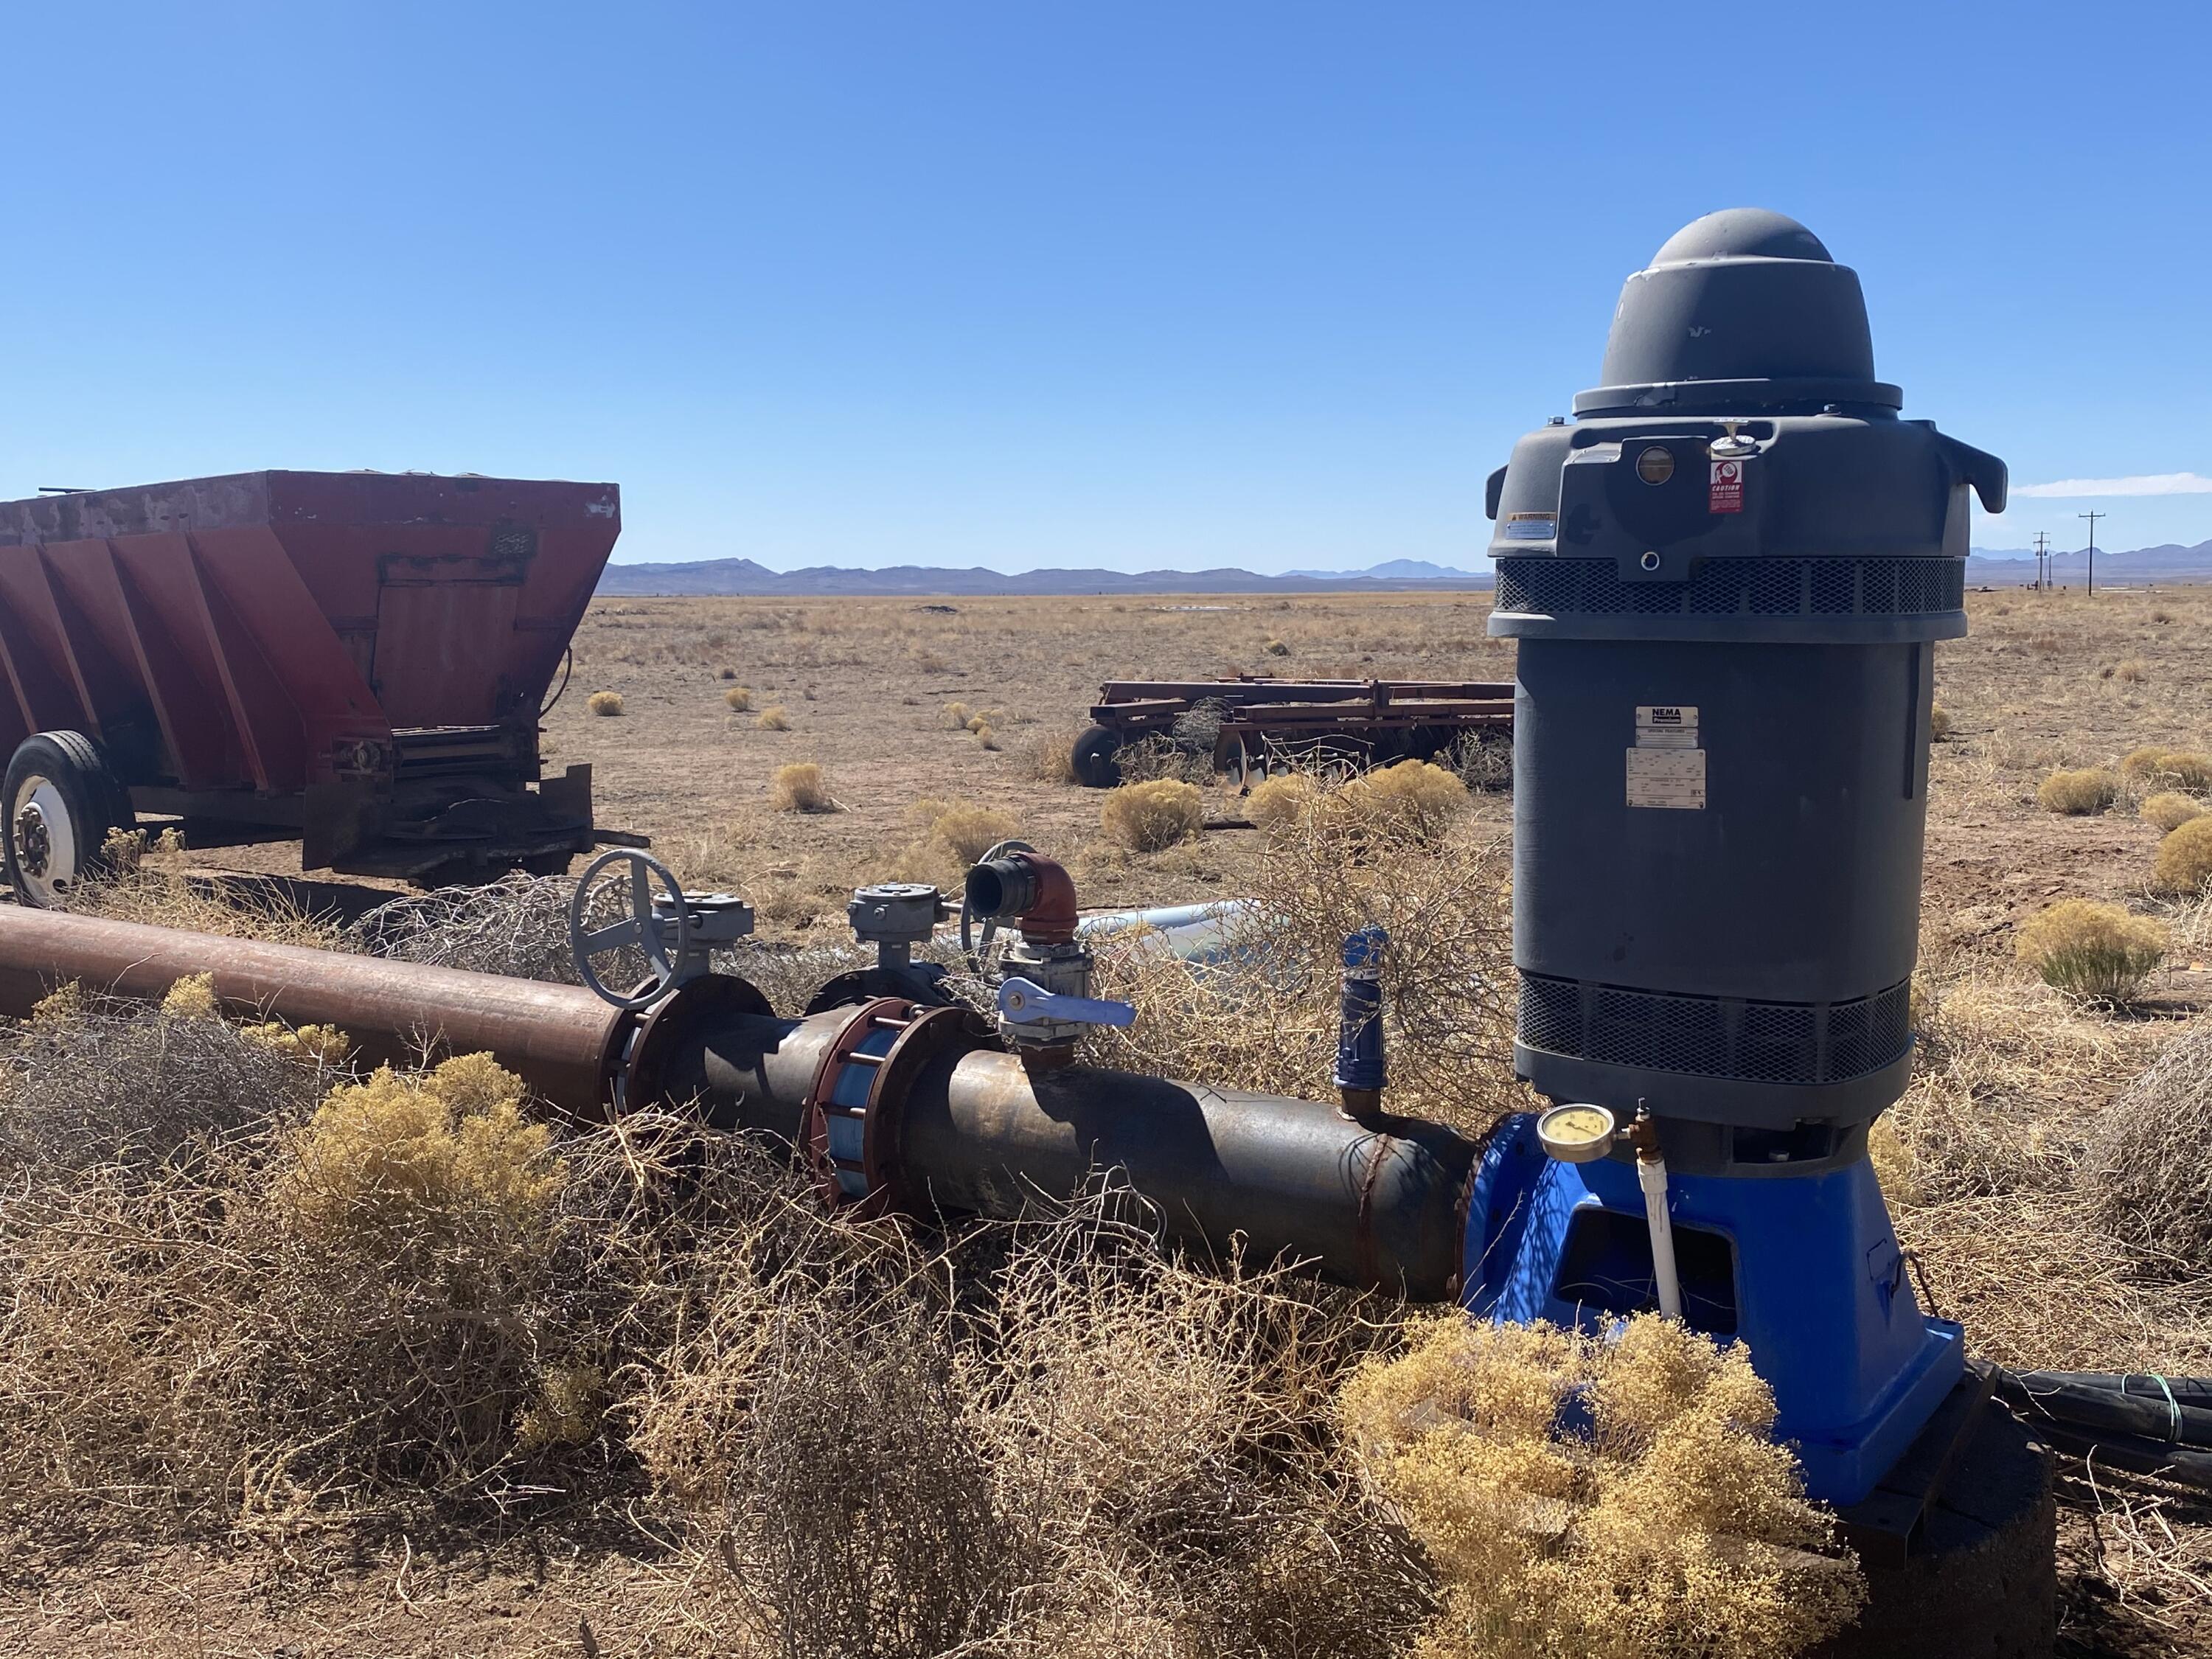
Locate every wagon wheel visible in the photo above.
<box><xmin>1223</xmin><ymin>732</ymin><xmax>1253</xmax><ymax>791</ymax></box>
<box><xmin>567</xmin><ymin>848</ymin><xmax>689</xmax><ymax>1009</ymax></box>
<box><xmin>1071</xmin><ymin>725</ymin><xmax>1122</xmax><ymax>789</ymax></box>
<box><xmin>3</xmin><ymin>731</ymin><xmax>132</xmax><ymax>909</ymax></box>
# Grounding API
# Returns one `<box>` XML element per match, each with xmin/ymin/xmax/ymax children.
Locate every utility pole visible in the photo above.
<box><xmin>2079</xmin><ymin>511</ymin><xmax>2104</xmax><ymax>596</ymax></box>
<box><xmin>2032</xmin><ymin>531</ymin><xmax>2051</xmax><ymax>591</ymax></box>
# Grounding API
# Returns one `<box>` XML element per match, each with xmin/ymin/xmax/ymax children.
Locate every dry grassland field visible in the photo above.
<box><xmin>552</xmin><ymin>589</ymin><xmax>1518</xmax><ymax>917</ymax></box>
<box><xmin>10</xmin><ymin>583</ymin><xmax>2212</xmax><ymax>1658</ymax></box>
<box><xmin>549</xmin><ymin>585</ymin><xmax>2212</xmax><ymax>935</ymax></box>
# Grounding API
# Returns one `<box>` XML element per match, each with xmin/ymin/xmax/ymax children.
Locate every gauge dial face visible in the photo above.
<box><xmin>1538</xmin><ymin>1103</ymin><xmax>1615</xmax><ymax>1160</ymax></box>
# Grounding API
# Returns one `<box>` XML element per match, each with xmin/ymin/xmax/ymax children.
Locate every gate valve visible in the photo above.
<box><xmin>569</xmin><ymin>847</ymin><xmax>754</xmax><ymax>1010</ymax></box>
<box><xmin>994</xmin><ymin>976</ymin><xmax>1135</xmax><ymax>1030</ymax></box>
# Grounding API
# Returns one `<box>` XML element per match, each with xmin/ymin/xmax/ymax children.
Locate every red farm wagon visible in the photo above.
<box><xmin>0</xmin><ymin>470</ymin><xmax>625</xmax><ymax>905</ymax></box>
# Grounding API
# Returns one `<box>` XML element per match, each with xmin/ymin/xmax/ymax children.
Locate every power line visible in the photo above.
<box><xmin>2032</xmin><ymin>531</ymin><xmax>2051</xmax><ymax>591</ymax></box>
<box><xmin>2079</xmin><ymin>511</ymin><xmax>2105</xmax><ymax>597</ymax></box>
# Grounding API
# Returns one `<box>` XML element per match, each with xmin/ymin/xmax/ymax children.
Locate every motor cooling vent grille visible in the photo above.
<box><xmin>1517</xmin><ymin>973</ymin><xmax>1912</xmax><ymax>1086</ymax></box>
<box><xmin>1495</xmin><ymin>557</ymin><xmax>1963</xmax><ymax>619</ymax></box>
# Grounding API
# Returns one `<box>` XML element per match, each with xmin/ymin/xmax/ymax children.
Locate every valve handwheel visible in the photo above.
<box><xmin>568</xmin><ymin>848</ymin><xmax>691</xmax><ymax>1009</ymax></box>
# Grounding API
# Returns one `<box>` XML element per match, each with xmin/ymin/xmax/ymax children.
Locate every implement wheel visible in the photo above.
<box><xmin>1072</xmin><ymin>724</ymin><xmax>1122</xmax><ymax>789</ymax></box>
<box><xmin>4</xmin><ymin>731</ymin><xmax>133</xmax><ymax>908</ymax></box>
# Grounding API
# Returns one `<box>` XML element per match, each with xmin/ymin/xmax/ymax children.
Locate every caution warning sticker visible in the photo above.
<box><xmin>1708</xmin><ymin>459</ymin><xmax>1745</xmax><ymax>515</ymax></box>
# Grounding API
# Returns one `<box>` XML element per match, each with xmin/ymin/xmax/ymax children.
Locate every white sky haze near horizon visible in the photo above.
<box><xmin>1</xmin><ymin>2</ymin><xmax>2206</xmax><ymax>570</ymax></box>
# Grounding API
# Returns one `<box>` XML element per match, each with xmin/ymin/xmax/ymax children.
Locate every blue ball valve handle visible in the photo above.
<box><xmin>994</xmin><ymin>976</ymin><xmax>1135</xmax><ymax>1029</ymax></box>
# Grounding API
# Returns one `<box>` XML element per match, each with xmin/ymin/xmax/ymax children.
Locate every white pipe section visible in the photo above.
<box><xmin>1638</xmin><ymin>1152</ymin><xmax>1684</xmax><ymax>1321</ymax></box>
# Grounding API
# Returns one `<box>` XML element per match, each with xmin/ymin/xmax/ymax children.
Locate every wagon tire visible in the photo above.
<box><xmin>1071</xmin><ymin>724</ymin><xmax>1123</xmax><ymax>789</ymax></box>
<box><xmin>4</xmin><ymin>731</ymin><xmax>133</xmax><ymax>909</ymax></box>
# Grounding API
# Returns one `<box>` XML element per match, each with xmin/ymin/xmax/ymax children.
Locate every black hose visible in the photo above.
<box><xmin>2024</xmin><ymin>1420</ymin><xmax>2212</xmax><ymax>1491</ymax></box>
<box><xmin>1994</xmin><ymin>1369</ymin><xmax>2212</xmax><ymax>1450</ymax></box>
<box><xmin>2014</xmin><ymin>1370</ymin><xmax>2212</xmax><ymax>1411</ymax></box>
<box><xmin>539</xmin><ymin>647</ymin><xmax>574</xmax><ymax>718</ymax></box>
<box><xmin>1992</xmin><ymin>1367</ymin><xmax>2212</xmax><ymax>1492</ymax></box>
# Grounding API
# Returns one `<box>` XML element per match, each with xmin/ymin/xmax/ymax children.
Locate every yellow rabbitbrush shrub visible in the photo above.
<box><xmin>160</xmin><ymin>971</ymin><xmax>220</xmax><ymax>1020</ymax></box>
<box><xmin>279</xmin><ymin>1054</ymin><xmax>560</xmax><ymax>1242</ymax></box>
<box><xmin>1341</xmin><ymin>1315</ymin><xmax>1864</xmax><ymax>1659</ymax></box>
<box><xmin>1335</xmin><ymin>760</ymin><xmax>1468</xmax><ymax>845</ymax></box>
<box><xmin>2119</xmin><ymin>744</ymin><xmax>2171</xmax><ymax>783</ymax></box>
<box><xmin>2014</xmin><ymin>900</ymin><xmax>2168</xmax><ymax>1006</ymax></box>
<box><xmin>161</xmin><ymin>973</ymin><xmax>354</xmax><ymax>1068</ymax></box>
<box><xmin>2157</xmin><ymin>751</ymin><xmax>2212</xmax><ymax>792</ymax></box>
<box><xmin>1101</xmin><ymin>779</ymin><xmax>1205</xmax><ymax>852</ymax></box>
<box><xmin>1018</xmin><ymin>723</ymin><xmax>1079</xmax><ymax>785</ymax></box>
<box><xmin>1248</xmin><ymin>771</ymin><xmax>1321</xmax><ymax>832</ymax></box>
<box><xmin>723</xmin><ymin>684</ymin><xmax>753</xmax><ymax>711</ymax></box>
<box><xmin>913</xmin><ymin>799</ymin><xmax>1019</xmax><ymax>863</ymax></box>
<box><xmin>586</xmin><ymin>689</ymin><xmax>625</xmax><ymax>717</ymax></box>
<box><xmin>0</xmin><ymin>1025</ymin><xmax>601</xmax><ymax>1527</ymax></box>
<box><xmin>2036</xmin><ymin>766</ymin><xmax>2119</xmax><ymax>815</ymax></box>
<box><xmin>769</xmin><ymin>761</ymin><xmax>839</xmax><ymax>813</ymax></box>
<box><xmin>2156</xmin><ymin>815</ymin><xmax>2212</xmax><ymax>895</ymax></box>
<box><xmin>2143</xmin><ymin>790</ymin><xmax>2207</xmax><ymax>832</ymax></box>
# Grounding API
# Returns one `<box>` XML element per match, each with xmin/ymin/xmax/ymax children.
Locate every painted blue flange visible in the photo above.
<box><xmin>819</xmin><ymin>1019</ymin><xmax>902</xmax><ymax>1200</ymax></box>
<box><xmin>1462</xmin><ymin>1112</ymin><xmax>1962</xmax><ymax>1506</ymax></box>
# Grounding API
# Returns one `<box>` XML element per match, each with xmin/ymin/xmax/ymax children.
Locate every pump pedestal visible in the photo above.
<box><xmin>1464</xmin><ymin>1114</ymin><xmax>1961</xmax><ymax>1504</ymax></box>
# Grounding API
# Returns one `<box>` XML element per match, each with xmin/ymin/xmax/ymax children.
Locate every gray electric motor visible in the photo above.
<box><xmin>1486</xmin><ymin>209</ymin><xmax>2006</xmax><ymax>1147</ymax></box>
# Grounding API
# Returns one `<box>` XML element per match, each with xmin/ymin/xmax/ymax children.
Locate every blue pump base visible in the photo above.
<box><xmin>1462</xmin><ymin>1113</ymin><xmax>1964</xmax><ymax>1507</ymax></box>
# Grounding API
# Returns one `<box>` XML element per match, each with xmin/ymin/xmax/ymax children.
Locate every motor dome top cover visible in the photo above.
<box><xmin>1577</xmin><ymin>207</ymin><xmax>1900</xmax><ymax>417</ymax></box>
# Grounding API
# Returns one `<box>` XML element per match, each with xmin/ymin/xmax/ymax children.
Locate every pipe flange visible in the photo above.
<box><xmin>621</xmin><ymin>972</ymin><xmax>776</xmax><ymax>1118</ymax></box>
<box><xmin>801</xmin><ymin>962</ymin><xmax>954</xmax><ymax>1015</ymax></box>
<box><xmin>801</xmin><ymin>998</ymin><xmax>992</xmax><ymax>1214</ymax></box>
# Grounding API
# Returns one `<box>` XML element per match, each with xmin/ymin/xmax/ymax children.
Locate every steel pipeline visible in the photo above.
<box><xmin>0</xmin><ymin>905</ymin><xmax>626</xmax><ymax>1107</ymax></box>
<box><xmin>0</xmin><ymin>906</ymin><xmax>1477</xmax><ymax>1298</ymax></box>
<box><xmin>639</xmin><ymin>998</ymin><xmax>1475</xmax><ymax>1298</ymax></box>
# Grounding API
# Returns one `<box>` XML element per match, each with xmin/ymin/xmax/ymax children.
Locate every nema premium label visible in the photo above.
<box><xmin>1634</xmin><ymin>706</ymin><xmax>1699</xmax><ymax>748</ymax></box>
<box><xmin>1626</xmin><ymin>748</ymin><xmax>1707</xmax><ymax>808</ymax></box>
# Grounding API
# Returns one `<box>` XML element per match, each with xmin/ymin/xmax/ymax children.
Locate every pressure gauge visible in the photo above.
<box><xmin>1537</xmin><ymin>1102</ymin><xmax>1617</xmax><ymax>1164</ymax></box>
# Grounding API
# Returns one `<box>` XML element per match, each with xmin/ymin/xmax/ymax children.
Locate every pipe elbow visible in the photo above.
<box><xmin>1015</xmin><ymin>853</ymin><xmax>1078</xmax><ymax>944</ymax></box>
<box><xmin>965</xmin><ymin>851</ymin><xmax>1079</xmax><ymax>945</ymax></box>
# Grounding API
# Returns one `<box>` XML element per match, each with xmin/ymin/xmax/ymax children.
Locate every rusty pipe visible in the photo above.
<box><xmin>0</xmin><ymin>905</ymin><xmax>627</xmax><ymax>1108</ymax></box>
<box><xmin>898</xmin><ymin>1050</ymin><xmax>1475</xmax><ymax>1300</ymax></box>
<box><xmin>652</xmin><ymin>1000</ymin><xmax>1476</xmax><ymax>1298</ymax></box>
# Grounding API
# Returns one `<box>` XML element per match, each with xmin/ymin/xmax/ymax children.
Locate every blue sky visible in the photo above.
<box><xmin>2</xmin><ymin>3</ymin><xmax>2205</xmax><ymax>571</ymax></box>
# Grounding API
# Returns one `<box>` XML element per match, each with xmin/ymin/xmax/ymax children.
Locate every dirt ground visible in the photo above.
<box><xmin>21</xmin><ymin>580</ymin><xmax>2212</xmax><ymax>1658</ymax></box>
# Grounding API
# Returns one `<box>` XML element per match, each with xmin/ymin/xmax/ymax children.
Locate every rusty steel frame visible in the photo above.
<box><xmin>1089</xmin><ymin>675</ymin><xmax>1513</xmax><ymax>766</ymax></box>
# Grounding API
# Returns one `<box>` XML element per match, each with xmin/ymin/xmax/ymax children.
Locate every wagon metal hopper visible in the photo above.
<box><xmin>0</xmin><ymin>470</ymin><xmax>627</xmax><ymax>901</ymax></box>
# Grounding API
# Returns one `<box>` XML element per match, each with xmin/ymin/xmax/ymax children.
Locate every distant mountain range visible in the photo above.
<box><xmin>1281</xmin><ymin>558</ymin><xmax>1485</xmax><ymax>582</ymax></box>
<box><xmin>598</xmin><ymin>543</ymin><xmax>2212</xmax><ymax>597</ymax></box>
<box><xmin>1966</xmin><ymin>540</ymin><xmax>2212</xmax><ymax>584</ymax></box>
<box><xmin>596</xmin><ymin>557</ymin><xmax>1489</xmax><ymax>597</ymax></box>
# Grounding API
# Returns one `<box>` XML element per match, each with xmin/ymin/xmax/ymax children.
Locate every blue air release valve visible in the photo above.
<box><xmin>1335</xmin><ymin>925</ymin><xmax>1388</xmax><ymax>1120</ymax></box>
<box><xmin>995</xmin><ymin>976</ymin><xmax>1135</xmax><ymax>1030</ymax></box>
